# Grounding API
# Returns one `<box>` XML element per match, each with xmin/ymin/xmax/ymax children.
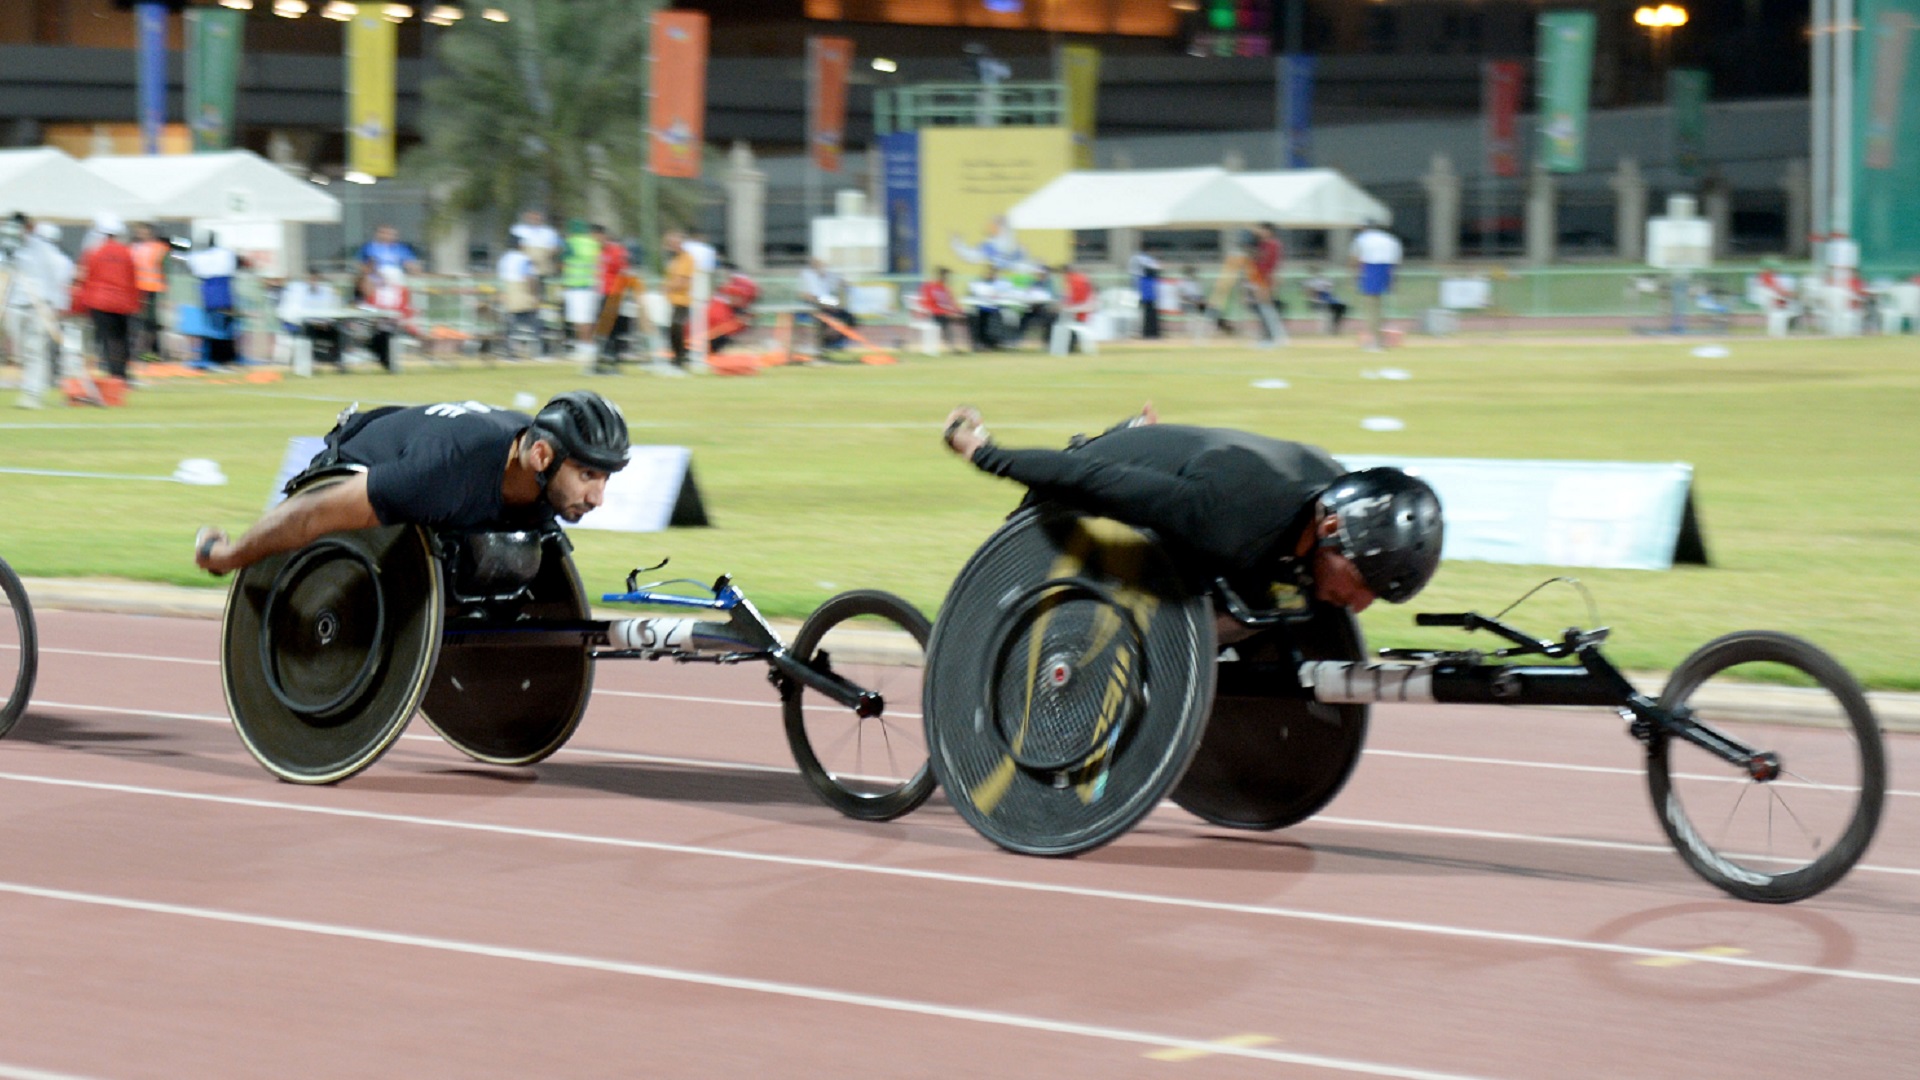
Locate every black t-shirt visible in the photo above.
<box><xmin>325</xmin><ymin>402</ymin><xmax>551</xmax><ymax>530</ymax></box>
<box><xmin>970</xmin><ymin>424</ymin><xmax>1342</xmax><ymax>584</ymax></box>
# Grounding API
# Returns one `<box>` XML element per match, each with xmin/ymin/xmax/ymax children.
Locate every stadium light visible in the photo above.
<box><xmin>870</xmin><ymin>57</ymin><xmax>898</xmax><ymax>73</ymax></box>
<box><xmin>427</xmin><ymin>3</ymin><xmax>463</xmax><ymax>23</ymax></box>
<box><xmin>382</xmin><ymin>3</ymin><xmax>413</xmax><ymax>21</ymax></box>
<box><xmin>344</xmin><ymin>170</ymin><xmax>376</xmax><ymax>184</ymax></box>
<box><xmin>271</xmin><ymin>0</ymin><xmax>307</xmax><ymax>17</ymax></box>
<box><xmin>481</xmin><ymin>7</ymin><xmax>509</xmax><ymax>21</ymax></box>
<box><xmin>321</xmin><ymin>0</ymin><xmax>354</xmax><ymax>18</ymax></box>
<box><xmin>219</xmin><ymin>0</ymin><xmax>254</xmax><ymax>9</ymax></box>
<box><xmin>1633</xmin><ymin>4</ymin><xmax>1688</xmax><ymax>27</ymax></box>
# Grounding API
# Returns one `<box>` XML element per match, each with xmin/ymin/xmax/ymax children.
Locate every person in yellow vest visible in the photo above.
<box><xmin>130</xmin><ymin>222</ymin><xmax>170</xmax><ymax>361</ymax></box>
<box><xmin>662</xmin><ymin>229</ymin><xmax>695</xmax><ymax>373</ymax></box>
<box><xmin>560</xmin><ymin>219</ymin><xmax>602</xmax><ymax>359</ymax></box>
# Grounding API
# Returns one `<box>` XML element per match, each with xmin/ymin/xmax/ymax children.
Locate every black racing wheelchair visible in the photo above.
<box><xmin>922</xmin><ymin>505</ymin><xmax>1887</xmax><ymax>904</ymax></box>
<box><xmin>0</xmin><ymin>553</ymin><xmax>37</xmax><ymax>739</ymax></box>
<box><xmin>218</xmin><ymin>468</ymin><xmax>933</xmax><ymax>822</ymax></box>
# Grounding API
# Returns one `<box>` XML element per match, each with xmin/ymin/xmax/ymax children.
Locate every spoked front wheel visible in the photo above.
<box><xmin>782</xmin><ymin>590</ymin><xmax>934</xmax><ymax>821</ymax></box>
<box><xmin>0</xmin><ymin>556</ymin><xmax>38</xmax><ymax>738</ymax></box>
<box><xmin>1648</xmin><ymin>631</ymin><xmax>1886</xmax><ymax>903</ymax></box>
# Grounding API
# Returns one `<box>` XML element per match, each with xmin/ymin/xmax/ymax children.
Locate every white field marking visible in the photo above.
<box><xmin>20</xmin><ymin>699</ymin><xmax>1920</xmax><ymax>876</ymax></box>
<box><xmin>0</xmin><ymin>881</ymin><xmax>1494</xmax><ymax>1080</ymax></box>
<box><xmin>2</xmin><ymin>769</ymin><xmax>1920</xmax><ymax>988</ymax></box>
<box><xmin>28</xmin><ymin>646</ymin><xmax>219</xmax><ymax>666</ymax></box>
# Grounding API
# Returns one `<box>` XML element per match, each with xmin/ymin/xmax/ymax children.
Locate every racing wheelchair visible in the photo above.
<box><xmin>923</xmin><ymin>505</ymin><xmax>1887</xmax><ymax>904</ymax></box>
<box><xmin>0</xmin><ymin>552</ymin><xmax>38</xmax><ymax>738</ymax></box>
<box><xmin>219</xmin><ymin>468</ymin><xmax>932</xmax><ymax>821</ymax></box>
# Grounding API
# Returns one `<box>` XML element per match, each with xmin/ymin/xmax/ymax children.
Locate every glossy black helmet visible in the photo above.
<box><xmin>1318</xmin><ymin>468</ymin><xmax>1444</xmax><ymax>603</ymax></box>
<box><xmin>531</xmin><ymin>390</ymin><xmax>630</xmax><ymax>473</ymax></box>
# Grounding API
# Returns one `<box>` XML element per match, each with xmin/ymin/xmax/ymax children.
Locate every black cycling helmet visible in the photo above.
<box><xmin>1317</xmin><ymin>468</ymin><xmax>1444</xmax><ymax>603</ymax></box>
<box><xmin>530</xmin><ymin>390</ymin><xmax>630</xmax><ymax>476</ymax></box>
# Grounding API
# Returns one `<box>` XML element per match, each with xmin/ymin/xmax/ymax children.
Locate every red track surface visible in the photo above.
<box><xmin>2</xmin><ymin>607</ymin><xmax>1916</xmax><ymax>1079</ymax></box>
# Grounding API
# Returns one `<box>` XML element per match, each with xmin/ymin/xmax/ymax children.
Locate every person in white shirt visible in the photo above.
<box><xmin>496</xmin><ymin>242</ymin><xmax>540</xmax><ymax>357</ymax></box>
<box><xmin>509</xmin><ymin>210</ymin><xmax>560</xmax><ymax>277</ymax></box>
<box><xmin>7</xmin><ymin>217</ymin><xmax>76</xmax><ymax>408</ymax></box>
<box><xmin>797</xmin><ymin>258</ymin><xmax>856</xmax><ymax>352</ymax></box>
<box><xmin>278</xmin><ymin>269</ymin><xmax>343</xmax><ymax>370</ymax></box>
<box><xmin>966</xmin><ymin>268</ymin><xmax>1009</xmax><ymax>351</ymax></box>
<box><xmin>1348</xmin><ymin>221</ymin><xmax>1403</xmax><ymax>351</ymax></box>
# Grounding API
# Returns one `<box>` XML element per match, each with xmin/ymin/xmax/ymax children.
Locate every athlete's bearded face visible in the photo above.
<box><xmin>546</xmin><ymin>459</ymin><xmax>610</xmax><ymax>522</ymax></box>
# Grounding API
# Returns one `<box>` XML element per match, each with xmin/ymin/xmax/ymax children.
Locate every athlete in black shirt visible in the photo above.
<box><xmin>194</xmin><ymin>390</ymin><xmax>630</xmax><ymax>576</ymax></box>
<box><xmin>942</xmin><ymin>405</ymin><xmax>1443</xmax><ymax>617</ymax></box>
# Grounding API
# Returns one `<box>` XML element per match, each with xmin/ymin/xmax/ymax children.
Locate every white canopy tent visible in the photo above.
<box><xmin>0</xmin><ymin>147</ymin><xmax>152</xmax><ymax>224</ymax></box>
<box><xmin>1005</xmin><ymin>167</ymin><xmax>1280</xmax><ymax>230</ymax></box>
<box><xmin>1228</xmin><ymin>169</ymin><xmax>1391</xmax><ymax>229</ymax></box>
<box><xmin>78</xmin><ymin>150</ymin><xmax>341</xmax><ymax>223</ymax></box>
<box><xmin>1005</xmin><ymin>165</ymin><xmax>1389</xmax><ymax>232</ymax></box>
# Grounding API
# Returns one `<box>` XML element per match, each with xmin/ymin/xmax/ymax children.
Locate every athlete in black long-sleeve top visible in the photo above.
<box><xmin>944</xmin><ymin>405</ymin><xmax>1443</xmax><ymax>619</ymax></box>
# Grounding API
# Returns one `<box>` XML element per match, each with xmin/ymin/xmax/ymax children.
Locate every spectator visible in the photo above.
<box><xmin>1128</xmin><ymin>250</ymin><xmax>1162</xmax><ymax>339</ymax></box>
<box><xmin>662</xmin><ymin>229</ymin><xmax>695</xmax><ymax>372</ymax></box>
<box><xmin>361</xmin><ymin>265</ymin><xmax>412</xmax><ymax>373</ymax></box>
<box><xmin>1018</xmin><ymin>266</ymin><xmax>1058</xmax><ymax>347</ymax></box>
<box><xmin>496</xmin><ymin>239</ymin><xmax>540</xmax><ymax>358</ymax></box>
<box><xmin>1302</xmin><ymin>266</ymin><xmax>1349</xmax><ymax>335</ymax></box>
<box><xmin>918</xmin><ymin>266</ymin><xmax>968</xmax><ymax>352</ymax></box>
<box><xmin>1245</xmin><ymin>227</ymin><xmax>1287</xmax><ymax>346</ymax></box>
<box><xmin>560</xmin><ymin>220</ymin><xmax>602</xmax><ymax>358</ymax></box>
<box><xmin>509</xmin><ymin>209</ymin><xmax>560</xmax><ymax>280</ymax></box>
<box><xmin>8</xmin><ymin>216</ymin><xmax>76</xmax><ymax>409</ymax></box>
<box><xmin>357</xmin><ymin>224</ymin><xmax>419</xmax><ymax>276</ymax></box>
<box><xmin>593</xmin><ymin>224</ymin><xmax>630</xmax><ymax>364</ymax></box>
<box><xmin>129</xmin><ymin>222</ymin><xmax>169</xmax><ymax>360</ymax></box>
<box><xmin>966</xmin><ymin>267</ymin><xmax>1007</xmax><ymax>351</ymax></box>
<box><xmin>1058</xmin><ymin>263</ymin><xmax>1097</xmax><ymax>353</ymax></box>
<box><xmin>1175</xmin><ymin>264</ymin><xmax>1209</xmax><ymax>327</ymax></box>
<box><xmin>187</xmin><ymin>232</ymin><xmax>241</xmax><ymax>367</ymax></box>
<box><xmin>1349</xmin><ymin>219</ymin><xmax>1403</xmax><ymax>351</ymax></box>
<box><xmin>797</xmin><ymin>257</ymin><xmax>856</xmax><ymax>353</ymax></box>
<box><xmin>277</xmin><ymin>267</ymin><xmax>344</xmax><ymax>371</ymax></box>
<box><xmin>75</xmin><ymin>214</ymin><xmax>142</xmax><ymax>383</ymax></box>
<box><xmin>706</xmin><ymin>259</ymin><xmax>757</xmax><ymax>354</ymax></box>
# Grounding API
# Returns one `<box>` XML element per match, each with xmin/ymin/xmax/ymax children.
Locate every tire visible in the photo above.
<box><xmin>782</xmin><ymin>590</ymin><xmax>935</xmax><ymax>821</ymax></box>
<box><xmin>0</xmin><ymin>556</ymin><xmax>38</xmax><ymax>738</ymax></box>
<box><xmin>1648</xmin><ymin>631</ymin><xmax>1886</xmax><ymax>903</ymax></box>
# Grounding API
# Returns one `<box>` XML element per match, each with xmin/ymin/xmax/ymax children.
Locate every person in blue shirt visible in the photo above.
<box><xmin>357</xmin><ymin>224</ymin><xmax>420</xmax><ymax>276</ymax></box>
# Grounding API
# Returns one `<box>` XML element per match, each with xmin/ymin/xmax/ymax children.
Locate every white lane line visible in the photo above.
<box><xmin>30</xmin><ymin>647</ymin><xmax>218</xmax><ymax>667</ymax></box>
<box><xmin>1</xmin><ymin>769</ymin><xmax>1918</xmax><ymax>988</ymax></box>
<box><xmin>0</xmin><ymin>879</ymin><xmax>1489</xmax><ymax>1080</ymax></box>
<box><xmin>19</xmin><ymin>700</ymin><xmax>1920</xmax><ymax>877</ymax></box>
<box><xmin>0</xmin><ymin>1065</ymin><xmax>107</xmax><ymax>1080</ymax></box>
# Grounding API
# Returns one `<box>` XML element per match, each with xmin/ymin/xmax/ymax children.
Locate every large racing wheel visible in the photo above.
<box><xmin>422</xmin><ymin>532</ymin><xmax>595</xmax><ymax>766</ymax></box>
<box><xmin>1172</xmin><ymin>603</ymin><xmax>1370</xmax><ymax>830</ymax></box>
<box><xmin>220</xmin><ymin>479</ymin><xmax>444</xmax><ymax>784</ymax></box>
<box><xmin>0</xmin><ymin>555</ymin><xmax>38</xmax><ymax>739</ymax></box>
<box><xmin>924</xmin><ymin>506</ymin><xmax>1215</xmax><ymax>856</ymax></box>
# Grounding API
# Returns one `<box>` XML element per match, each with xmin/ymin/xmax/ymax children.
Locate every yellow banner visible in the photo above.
<box><xmin>919</xmin><ymin>126</ymin><xmax>1072</xmax><ymax>280</ymax></box>
<box><xmin>347</xmin><ymin>7</ymin><xmax>397</xmax><ymax>177</ymax></box>
<box><xmin>1057</xmin><ymin>45</ymin><xmax>1100</xmax><ymax>169</ymax></box>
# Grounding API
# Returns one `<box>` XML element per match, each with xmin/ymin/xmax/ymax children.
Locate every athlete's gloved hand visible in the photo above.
<box><xmin>194</xmin><ymin>527</ymin><xmax>230</xmax><ymax>577</ymax></box>
<box><xmin>942</xmin><ymin>406</ymin><xmax>989</xmax><ymax>462</ymax></box>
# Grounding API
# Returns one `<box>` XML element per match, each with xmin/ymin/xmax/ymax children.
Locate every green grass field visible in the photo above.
<box><xmin>2</xmin><ymin>333</ymin><xmax>1916</xmax><ymax>687</ymax></box>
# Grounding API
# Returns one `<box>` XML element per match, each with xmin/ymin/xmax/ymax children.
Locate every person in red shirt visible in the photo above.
<box><xmin>75</xmin><ymin>216</ymin><xmax>143</xmax><ymax>380</ymax></box>
<box><xmin>918</xmin><ymin>266</ymin><xmax>967</xmax><ymax>352</ymax></box>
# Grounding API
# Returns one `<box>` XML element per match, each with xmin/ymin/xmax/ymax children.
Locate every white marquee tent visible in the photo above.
<box><xmin>1006</xmin><ymin>165</ymin><xmax>1390</xmax><ymax>232</ymax></box>
<box><xmin>0</xmin><ymin>147</ymin><xmax>152</xmax><ymax>224</ymax></box>
<box><xmin>79</xmin><ymin>150</ymin><xmax>341</xmax><ymax>223</ymax></box>
<box><xmin>1005</xmin><ymin>167</ymin><xmax>1279</xmax><ymax>230</ymax></box>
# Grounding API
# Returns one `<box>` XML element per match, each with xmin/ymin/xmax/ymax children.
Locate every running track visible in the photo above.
<box><xmin>1</xmin><ymin>606</ymin><xmax>1915</xmax><ymax>1079</ymax></box>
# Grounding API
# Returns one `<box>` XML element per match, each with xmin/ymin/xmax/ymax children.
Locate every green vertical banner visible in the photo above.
<box><xmin>1855</xmin><ymin>0</ymin><xmax>1920</xmax><ymax>269</ymax></box>
<box><xmin>1668</xmin><ymin>68</ymin><xmax>1709</xmax><ymax>178</ymax></box>
<box><xmin>1535</xmin><ymin>11</ymin><xmax>1596</xmax><ymax>173</ymax></box>
<box><xmin>186</xmin><ymin>7</ymin><xmax>244</xmax><ymax>152</ymax></box>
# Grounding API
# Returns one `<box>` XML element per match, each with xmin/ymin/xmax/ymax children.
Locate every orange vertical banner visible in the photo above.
<box><xmin>648</xmin><ymin>11</ymin><xmax>709</xmax><ymax>179</ymax></box>
<box><xmin>809</xmin><ymin>36</ymin><xmax>853</xmax><ymax>173</ymax></box>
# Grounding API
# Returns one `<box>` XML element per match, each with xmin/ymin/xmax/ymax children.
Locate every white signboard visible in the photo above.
<box><xmin>1339</xmin><ymin>455</ymin><xmax>1705</xmax><ymax>570</ymax></box>
<box><xmin>1647</xmin><ymin>217</ymin><xmax>1713</xmax><ymax>271</ymax></box>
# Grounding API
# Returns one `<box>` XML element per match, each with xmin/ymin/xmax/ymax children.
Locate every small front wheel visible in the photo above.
<box><xmin>0</xmin><ymin>556</ymin><xmax>38</xmax><ymax>738</ymax></box>
<box><xmin>783</xmin><ymin>590</ymin><xmax>934</xmax><ymax>821</ymax></box>
<box><xmin>1648</xmin><ymin>631</ymin><xmax>1886</xmax><ymax>903</ymax></box>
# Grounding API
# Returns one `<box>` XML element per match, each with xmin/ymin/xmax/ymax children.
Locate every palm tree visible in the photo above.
<box><xmin>407</xmin><ymin>0</ymin><xmax>704</xmax><ymax>253</ymax></box>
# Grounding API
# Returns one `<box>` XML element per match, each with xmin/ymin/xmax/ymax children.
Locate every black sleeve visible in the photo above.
<box><xmin>971</xmin><ymin>443</ymin><xmax>1274</xmax><ymax>572</ymax></box>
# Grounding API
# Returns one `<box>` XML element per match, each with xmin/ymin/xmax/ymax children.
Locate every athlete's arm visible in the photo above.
<box><xmin>194</xmin><ymin>472</ymin><xmax>381</xmax><ymax>576</ymax></box>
